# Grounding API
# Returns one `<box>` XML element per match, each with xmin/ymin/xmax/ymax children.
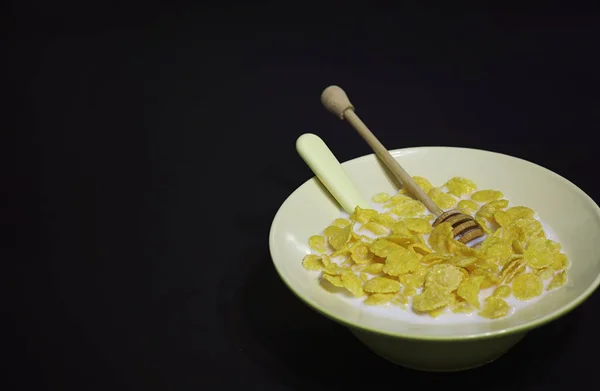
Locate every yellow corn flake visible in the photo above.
<box><xmin>551</xmin><ymin>252</ymin><xmax>569</xmax><ymax>271</ymax></box>
<box><xmin>412</xmin><ymin>286</ymin><xmax>451</xmax><ymax>313</ymax></box>
<box><xmin>478</xmin><ymin>296</ymin><xmax>510</xmax><ymax>319</ymax></box>
<box><xmin>361</xmin><ymin>221</ymin><xmax>389</xmax><ymax>235</ymax></box>
<box><xmin>457</xmin><ymin>275</ymin><xmax>485</xmax><ymax>308</ymax></box>
<box><xmin>452</xmin><ymin>301</ymin><xmax>474</xmax><ymax>313</ymax></box>
<box><xmin>320</xmin><ymin>254</ymin><xmax>332</xmax><ymax>267</ymax></box>
<box><xmin>548</xmin><ymin>271</ymin><xmax>567</xmax><ymax>290</ymax></box>
<box><xmin>386</xmin><ymin>234</ymin><xmax>421</xmax><ymax>248</ymax></box>
<box><xmin>449</xmin><ymin>256</ymin><xmax>478</xmax><ymax>268</ymax></box>
<box><xmin>308</xmin><ymin>235</ymin><xmax>327</xmax><ymax>253</ymax></box>
<box><xmin>409</xmin><ymin>243</ymin><xmax>432</xmax><ymax>256</ymax></box>
<box><xmin>448</xmin><ymin>239</ymin><xmax>479</xmax><ymax>258</ymax></box>
<box><xmin>476</xmin><ymin>199</ymin><xmax>510</xmax><ymax>222</ymax></box>
<box><xmin>332</xmin><ymin>218</ymin><xmax>351</xmax><ymax>228</ymax></box>
<box><xmin>383</xmin><ymin>248</ymin><xmax>419</xmax><ymax>276</ymax></box>
<box><xmin>506</xmin><ymin>206</ymin><xmax>535</xmax><ymax>221</ymax></box>
<box><xmin>445</xmin><ymin>177</ymin><xmax>477</xmax><ymax>197</ymax></box>
<box><xmin>493</xmin><ymin>210</ymin><xmax>511</xmax><ymax>227</ymax></box>
<box><xmin>321</xmin><ymin>273</ymin><xmax>344</xmax><ymax>288</ymax></box>
<box><xmin>428</xmin><ymin>187</ymin><xmax>457</xmax><ymax>209</ymax></box>
<box><xmin>512</xmin><ymin>240</ymin><xmax>525</xmax><ymax>254</ymax></box>
<box><xmin>535</xmin><ymin>267</ymin><xmax>554</xmax><ymax>280</ymax></box>
<box><xmin>402</xmin><ymin>217</ymin><xmax>433</xmax><ymax>234</ymax></box>
<box><xmin>323</xmin><ymin>225</ymin><xmax>341</xmax><ymax>237</ymax></box>
<box><xmin>341</xmin><ymin>271</ymin><xmax>365</xmax><ymax>297</ymax></box>
<box><xmin>478</xmin><ymin>236</ymin><xmax>513</xmax><ymax>265</ymax></box>
<box><xmin>327</xmin><ymin>224</ymin><xmax>352</xmax><ymax>251</ymax></box>
<box><xmin>429</xmin><ymin>308</ymin><xmax>447</xmax><ymax>318</ymax></box>
<box><xmin>371</xmin><ymin>213</ymin><xmax>396</xmax><ymax>228</ymax></box>
<box><xmin>425</xmin><ymin>264</ymin><xmax>464</xmax><ymax>292</ymax></box>
<box><xmin>351</xmin><ymin>206</ymin><xmax>378</xmax><ymax>224</ymax></box>
<box><xmin>372</xmin><ymin>192</ymin><xmax>391</xmax><ymax>203</ymax></box>
<box><xmin>391</xmin><ymin>200</ymin><xmax>427</xmax><ymax>217</ymax></box>
<box><xmin>392</xmin><ymin>293</ymin><xmax>409</xmax><ymax>306</ymax></box>
<box><xmin>524</xmin><ymin>237</ymin><xmax>559</xmax><ymax>269</ymax></box>
<box><xmin>501</xmin><ymin>218</ymin><xmax>543</xmax><ymax>244</ymax></box>
<box><xmin>428</xmin><ymin>222</ymin><xmax>454</xmax><ymax>253</ymax></box>
<box><xmin>492</xmin><ymin>285</ymin><xmax>511</xmax><ymax>298</ymax></box>
<box><xmin>457</xmin><ymin>199</ymin><xmax>479</xmax><ymax>214</ymax></box>
<box><xmin>512</xmin><ymin>273</ymin><xmax>543</xmax><ymax>300</ymax></box>
<box><xmin>420</xmin><ymin>253</ymin><xmax>452</xmax><ymax>266</ymax></box>
<box><xmin>500</xmin><ymin>257</ymin><xmax>526</xmax><ymax>284</ymax></box>
<box><xmin>363</xmin><ymin>277</ymin><xmax>402</xmax><ymax>293</ymax></box>
<box><xmin>390</xmin><ymin>221</ymin><xmax>412</xmax><ymax>236</ymax></box>
<box><xmin>349</xmin><ymin>243</ymin><xmax>374</xmax><ymax>264</ymax></box>
<box><xmin>384</xmin><ymin>194</ymin><xmax>415</xmax><ymax>208</ymax></box>
<box><xmin>322</xmin><ymin>263</ymin><xmax>344</xmax><ymax>275</ymax></box>
<box><xmin>363</xmin><ymin>263</ymin><xmax>385</xmax><ymax>274</ymax></box>
<box><xmin>302</xmin><ymin>254</ymin><xmax>323</xmax><ymax>271</ymax></box>
<box><xmin>369</xmin><ymin>238</ymin><xmax>402</xmax><ymax>257</ymax></box>
<box><xmin>471</xmin><ymin>190</ymin><xmax>503</xmax><ymax>203</ymax></box>
<box><xmin>413</xmin><ymin>176</ymin><xmax>434</xmax><ymax>193</ymax></box>
<box><xmin>364</xmin><ymin>293</ymin><xmax>395</xmax><ymax>305</ymax></box>
<box><xmin>360</xmin><ymin>273</ymin><xmax>369</xmax><ymax>282</ymax></box>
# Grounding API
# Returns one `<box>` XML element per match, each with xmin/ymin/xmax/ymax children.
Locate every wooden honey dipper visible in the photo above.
<box><xmin>321</xmin><ymin>85</ymin><xmax>485</xmax><ymax>245</ymax></box>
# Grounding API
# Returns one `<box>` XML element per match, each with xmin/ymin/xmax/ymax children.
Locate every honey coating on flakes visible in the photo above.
<box><xmin>301</xmin><ymin>176</ymin><xmax>570</xmax><ymax>320</ymax></box>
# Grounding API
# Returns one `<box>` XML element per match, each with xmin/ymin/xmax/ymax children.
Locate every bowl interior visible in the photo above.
<box><xmin>269</xmin><ymin>146</ymin><xmax>600</xmax><ymax>339</ymax></box>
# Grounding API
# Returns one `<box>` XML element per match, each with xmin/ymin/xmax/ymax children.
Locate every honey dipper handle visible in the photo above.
<box><xmin>321</xmin><ymin>85</ymin><xmax>443</xmax><ymax>216</ymax></box>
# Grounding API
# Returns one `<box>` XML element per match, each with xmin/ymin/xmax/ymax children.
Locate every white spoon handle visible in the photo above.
<box><xmin>296</xmin><ymin>133</ymin><xmax>371</xmax><ymax>214</ymax></box>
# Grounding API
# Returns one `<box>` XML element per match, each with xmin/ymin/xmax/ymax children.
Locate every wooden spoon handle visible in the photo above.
<box><xmin>321</xmin><ymin>85</ymin><xmax>443</xmax><ymax>216</ymax></box>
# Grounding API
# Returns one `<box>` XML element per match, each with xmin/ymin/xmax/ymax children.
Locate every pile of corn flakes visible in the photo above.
<box><xmin>301</xmin><ymin>176</ymin><xmax>569</xmax><ymax>319</ymax></box>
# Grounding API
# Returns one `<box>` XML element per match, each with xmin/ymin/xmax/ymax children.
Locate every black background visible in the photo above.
<box><xmin>8</xmin><ymin>2</ymin><xmax>600</xmax><ymax>390</ymax></box>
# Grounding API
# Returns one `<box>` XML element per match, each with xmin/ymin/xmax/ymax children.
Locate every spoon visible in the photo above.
<box><xmin>296</xmin><ymin>133</ymin><xmax>371</xmax><ymax>214</ymax></box>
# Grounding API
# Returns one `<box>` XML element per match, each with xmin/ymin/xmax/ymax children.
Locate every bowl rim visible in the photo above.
<box><xmin>269</xmin><ymin>145</ymin><xmax>600</xmax><ymax>341</ymax></box>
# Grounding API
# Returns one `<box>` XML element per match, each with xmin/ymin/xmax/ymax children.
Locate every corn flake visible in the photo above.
<box><xmin>471</xmin><ymin>190</ymin><xmax>503</xmax><ymax>203</ymax></box>
<box><xmin>413</xmin><ymin>286</ymin><xmax>451</xmax><ymax>313</ymax></box>
<box><xmin>457</xmin><ymin>199</ymin><xmax>479</xmax><ymax>214</ymax></box>
<box><xmin>403</xmin><ymin>217</ymin><xmax>433</xmax><ymax>234</ymax></box>
<box><xmin>364</xmin><ymin>293</ymin><xmax>395</xmax><ymax>305</ymax></box>
<box><xmin>321</xmin><ymin>274</ymin><xmax>344</xmax><ymax>288</ymax></box>
<box><xmin>512</xmin><ymin>273</ymin><xmax>543</xmax><ymax>300</ymax></box>
<box><xmin>413</xmin><ymin>176</ymin><xmax>434</xmax><ymax>193</ymax></box>
<box><xmin>369</xmin><ymin>238</ymin><xmax>402</xmax><ymax>257</ymax></box>
<box><xmin>428</xmin><ymin>187</ymin><xmax>457</xmax><ymax>209</ymax></box>
<box><xmin>391</xmin><ymin>200</ymin><xmax>427</xmax><ymax>218</ymax></box>
<box><xmin>302</xmin><ymin>254</ymin><xmax>323</xmax><ymax>271</ymax></box>
<box><xmin>351</xmin><ymin>207</ymin><xmax>378</xmax><ymax>224</ymax></box>
<box><xmin>524</xmin><ymin>237</ymin><xmax>558</xmax><ymax>269</ymax></box>
<box><xmin>548</xmin><ymin>271</ymin><xmax>567</xmax><ymax>290</ymax></box>
<box><xmin>457</xmin><ymin>275</ymin><xmax>485</xmax><ymax>308</ymax></box>
<box><xmin>349</xmin><ymin>243</ymin><xmax>374</xmax><ymax>264</ymax></box>
<box><xmin>428</xmin><ymin>222</ymin><xmax>454</xmax><ymax>253</ymax></box>
<box><xmin>341</xmin><ymin>271</ymin><xmax>365</xmax><ymax>297</ymax></box>
<box><xmin>445</xmin><ymin>177</ymin><xmax>477</xmax><ymax>197</ymax></box>
<box><xmin>362</xmin><ymin>221</ymin><xmax>389</xmax><ymax>235</ymax></box>
<box><xmin>383</xmin><ymin>248</ymin><xmax>419</xmax><ymax>276</ymax></box>
<box><xmin>372</xmin><ymin>192</ymin><xmax>391</xmax><ymax>203</ymax></box>
<box><xmin>308</xmin><ymin>235</ymin><xmax>327</xmax><ymax>253</ymax></box>
<box><xmin>364</xmin><ymin>277</ymin><xmax>401</xmax><ymax>293</ymax></box>
<box><xmin>479</xmin><ymin>296</ymin><xmax>510</xmax><ymax>319</ymax></box>
<box><xmin>535</xmin><ymin>267</ymin><xmax>554</xmax><ymax>280</ymax></box>
<box><xmin>492</xmin><ymin>285</ymin><xmax>511</xmax><ymax>298</ymax></box>
<box><xmin>425</xmin><ymin>264</ymin><xmax>464</xmax><ymax>292</ymax></box>
<box><xmin>363</xmin><ymin>263</ymin><xmax>385</xmax><ymax>274</ymax></box>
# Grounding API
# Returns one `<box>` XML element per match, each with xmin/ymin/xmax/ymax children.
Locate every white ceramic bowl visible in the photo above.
<box><xmin>269</xmin><ymin>147</ymin><xmax>600</xmax><ymax>371</ymax></box>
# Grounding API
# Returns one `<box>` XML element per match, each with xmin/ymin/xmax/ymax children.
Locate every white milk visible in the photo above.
<box><xmin>308</xmin><ymin>189</ymin><xmax>567</xmax><ymax>324</ymax></box>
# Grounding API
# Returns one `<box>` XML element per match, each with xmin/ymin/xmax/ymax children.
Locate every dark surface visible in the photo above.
<box><xmin>8</xmin><ymin>2</ymin><xmax>600</xmax><ymax>390</ymax></box>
